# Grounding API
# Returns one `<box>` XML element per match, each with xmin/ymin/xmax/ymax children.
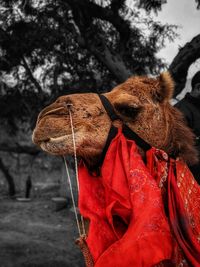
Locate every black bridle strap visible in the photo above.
<box><xmin>122</xmin><ymin>124</ymin><xmax>151</xmax><ymax>151</ymax></box>
<box><xmin>98</xmin><ymin>94</ymin><xmax>120</xmax><ymax>121</ymax></box>
<box><xmin>98</xmin><ymin>94</ymin><xmax>151</xmax><ymax>152</ymax></box>
<box><xmin>98</xmin><ymin>125</ymin><xmax>118</xmax><ymax>167</ymax></box>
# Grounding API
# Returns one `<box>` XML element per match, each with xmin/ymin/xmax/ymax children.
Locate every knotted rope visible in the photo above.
<box><xmin>62</xmin><ymin>104</ymin><xmax>94</xmax><ymax>266</ymax></box>
<box><xmin>63</xmin><ymin>103</ymin><xmax>86</xmax><ymax>236</ymax></box>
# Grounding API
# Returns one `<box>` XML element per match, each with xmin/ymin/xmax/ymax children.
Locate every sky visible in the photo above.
<box><xmin>156</xmin><ymin>0</ymin><xmax>200</xmax><ymax>78</ymax></box>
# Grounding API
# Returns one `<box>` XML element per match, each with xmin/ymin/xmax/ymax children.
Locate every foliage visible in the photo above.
<box><xmin>0</xmin><ymin>0</ymin><xmax>190</xmax><ymax>132</ymax></box>
<box><xmin>196</xmin><ymin>0</ymin><xmax>200</xmax><ymax>9</ymax></box>
<box><xmin>137</xmin><ymin>0</ymin><xmax>167</xmax><ymax>13</ymax></box>
<box><xmin>0</xmin><ymin>84</ymin><xmax>49</xmax><ymax>132</ymax></box>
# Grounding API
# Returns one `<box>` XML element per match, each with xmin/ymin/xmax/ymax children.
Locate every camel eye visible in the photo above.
<box><xmin>115</xmin><ymin>103</ymin><xmax>142</xmax><ymax>119</ymax></box>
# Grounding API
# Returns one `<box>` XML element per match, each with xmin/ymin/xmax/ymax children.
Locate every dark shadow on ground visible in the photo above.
<box><xmin>0</xmin><ymin>198</ymin><xmax>84</xmax><ymax>267</ymax></box>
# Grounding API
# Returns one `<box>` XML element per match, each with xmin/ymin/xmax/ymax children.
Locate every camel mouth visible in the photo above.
<box><xmin>40</xmin><ymin>134</ymin><xmax>72</xmax><ymax>146</ymax></box>
<box><xmin>49</xmin><ymin>135</ymin><xmax>71</xmax><ymax>143</ymax></box>
<box><xmin>39</xmin><ymin>134</ymin><xmax>73</xmax><ymax>155</ymax></box>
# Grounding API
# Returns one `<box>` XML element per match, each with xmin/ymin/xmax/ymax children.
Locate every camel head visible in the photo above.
<box><xmin>32</xmin><ymin>72</ymin><xmax>198</xmax><ymax>167</ymax></box>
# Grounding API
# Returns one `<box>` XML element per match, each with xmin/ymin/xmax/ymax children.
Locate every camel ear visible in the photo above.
<box><xmin>113</xmin><ymin>94</ymin><xmax>142</xmax><ymax>119</ymax></box>
<box><xmin>153</xmin><ymin>72</ymin><xmax>174</xmax><ymax>103</ymax></box>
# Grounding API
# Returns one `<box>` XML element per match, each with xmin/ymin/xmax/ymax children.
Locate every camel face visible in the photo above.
<box><xmin>32</xmin><ymin>93</ymin><xmax>112</xmax><ymax>161</ymax></box>
<box><xmin>33</xmin><ymin>72</ymin><xmax>198</xmax><ymax>166</ymax></box>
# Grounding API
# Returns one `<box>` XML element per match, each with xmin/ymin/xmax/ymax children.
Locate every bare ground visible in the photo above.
<box><xmin>0</xmin><ymin>198</ymin><xmax>85</xmax><ymax>267</ymax></box>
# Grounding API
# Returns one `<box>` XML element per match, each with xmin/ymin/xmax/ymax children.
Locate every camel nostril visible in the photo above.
<box><xmin>66</xmin><ymin>103</ymin><xmax>73</xmax><ymax>108</ymax></box>
<box><xmin>65</xmin><ymin>103</ymin><xmax>73</xmax><ymax>109</ymax></box>
<box><xmin>64</xmin><ymin>103</ymin><xmax>73</xmax><ymax>112</ymax></box>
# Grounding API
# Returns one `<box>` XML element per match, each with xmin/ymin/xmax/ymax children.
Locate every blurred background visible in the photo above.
<box><xmin>0</xmin><ymin>0</ymin><xmax>200</xmax><ymax>266</ymax></box>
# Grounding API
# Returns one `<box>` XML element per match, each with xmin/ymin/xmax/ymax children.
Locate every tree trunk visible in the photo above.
<box><xmin>0</xmin><ymin>157</ymin><xmax>16</xmax><ymax>197</ymax></box>
<box><xmin>86</xmin><ymin>37</ymin><xmax>132</xmax><ymax>83</ymax></box>
<box><xmin>65</xmin><ymin>0</ymin><xmax>132</xmax><ymax>83</ymax></box>
<box><xmin>169</xmin><ymin>34</ymin><xmax>200</xmax><ymax>97</ymax></box>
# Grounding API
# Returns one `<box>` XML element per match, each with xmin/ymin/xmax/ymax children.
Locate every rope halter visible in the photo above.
<box><xmin>63</xmin><ymin>103</ymin><xmax>86</xmax><ymax>237</ymax></box>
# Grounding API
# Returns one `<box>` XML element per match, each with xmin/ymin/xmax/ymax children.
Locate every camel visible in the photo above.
<box><xmin>32</xmin><ymin>72</ymin><xmax>200</xmax><ymax>267</ymax></box>
<box><xmin>32</xmin><ymin>72</ymin><xmax>198</xmax><ymax>167</ymax></box>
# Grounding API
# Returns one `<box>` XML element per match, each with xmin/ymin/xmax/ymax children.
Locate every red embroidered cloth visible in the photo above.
<box><xmin>78</xmin><ymin>129</ymin><xmax>200</xmax><ymax>266</ymax></box>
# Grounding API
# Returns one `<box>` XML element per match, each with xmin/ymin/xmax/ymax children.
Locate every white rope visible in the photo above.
<box><xmin>68</xmin><ymin>107</ymin><xmax>86</xmax><ymax>236</ymax></box>
<box><xmin>63</xmin><ymin>104</ymin><xmax>86</xmax><ymax>237</ymax></box>
<box><xmin>63</xmin><ymin>156</ymin><xmax>82</xmax><ymax>236</ymax></box>
<box><xmin>68</xmin><ymin>106</ymin><xmax>80</xmax><ymax>192</ymax></box>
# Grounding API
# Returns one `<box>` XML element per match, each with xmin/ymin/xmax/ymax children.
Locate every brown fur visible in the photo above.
<box><xmin>32</xmin><ymin>72</ymin><xmax>198</xmax><ymax>167</ymax></box>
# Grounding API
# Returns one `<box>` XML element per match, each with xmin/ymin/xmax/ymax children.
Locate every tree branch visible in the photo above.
<box><xmin>86</xmin><ymin>37</ymin><xmax>132</xmax><ymax>82</ymax></box>
<box><xmin>0</xmin><ymin>157</ymin><xmax>16</xmax><ymax>196</ymax></box>
<box><xmin>62</xmin><ymin>0</ymin><xmax>132</xmax><ymax>82</ymax></box>
<box><xmin>64</xmin><ymin>0</ymin><xmax>131</xmax><ymax>43</ymax></box>
<box><xmin>110</xmin><ymin>0</ymin><xmax>126</xmax><ymax>13</ymax></box>
<box><xmin>169</xmin><ymin>34</ymin><xmax>200</xmax><ymax>97</ymax></box>
<box><xmin>195</xmin><ymin>0</ymin><xmax>200</xmax><ymax>9</ymax></box>
<box><xmin>22</xmin><ymin>56</ymin><xmax>43</xmax><ymax>93</ymax></box>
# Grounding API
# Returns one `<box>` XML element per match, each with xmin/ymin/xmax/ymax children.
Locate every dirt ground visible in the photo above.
<box><xmin>0</xmin><ymin>197</ymin><xmax>85</xmax><ymax>267</ymax></box>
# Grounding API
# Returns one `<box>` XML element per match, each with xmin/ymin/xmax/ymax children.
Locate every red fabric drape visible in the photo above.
<box><xmin>167</xmin><ymin>160</ymin><xmax>200</xmax><ymax>266</ymax></box>
<box><xmin>78</xmin><ymin>129</ymin><xmax>200</xmax><ymax>266</ymax></box>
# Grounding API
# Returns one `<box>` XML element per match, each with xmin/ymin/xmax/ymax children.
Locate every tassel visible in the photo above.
<box><xmin>75</xmin><ymin>235</ymin><xmax>94</xmax><ymax>267</ymax></box>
